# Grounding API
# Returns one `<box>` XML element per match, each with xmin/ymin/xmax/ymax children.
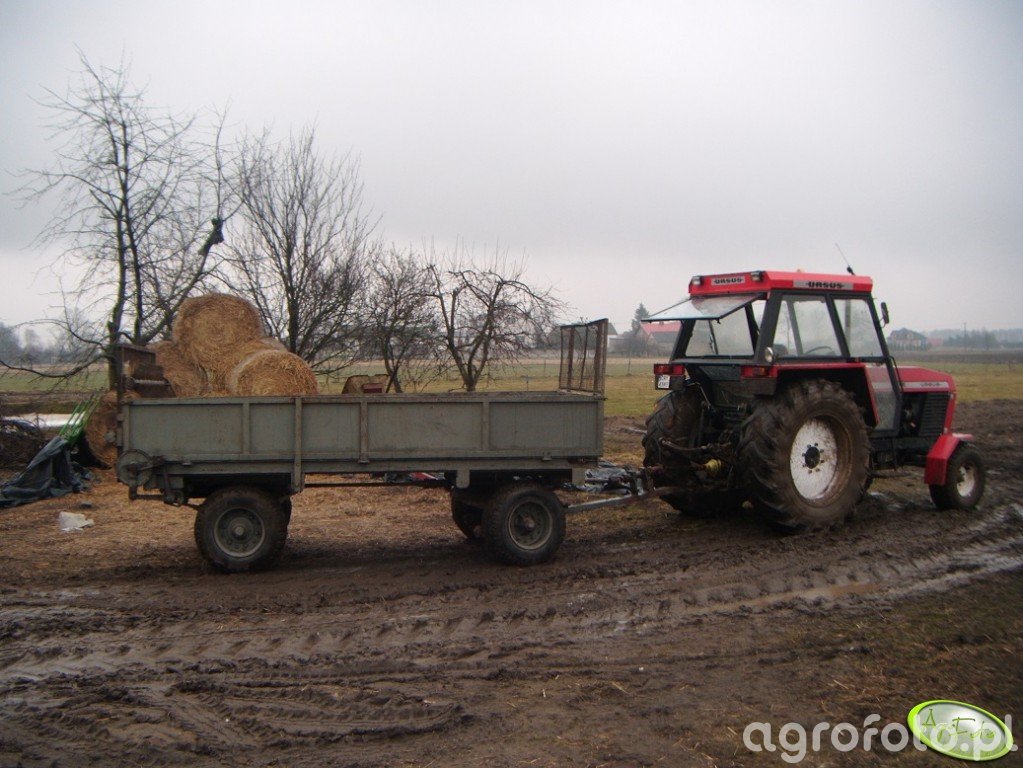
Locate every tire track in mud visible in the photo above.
<box><xmin>1</xmin><ymin>498</ymin><xmax>1021</xmax><ymax>767</ymax></box>
<box><xmin>1</xmin><ymin>676</ymin><xmax>462</xmax><ymax>766</ymax></box>
<box><xmin>2</xmin><ymin>502</ymin><xmax>1020</xmax><ymax>687</ymax></box>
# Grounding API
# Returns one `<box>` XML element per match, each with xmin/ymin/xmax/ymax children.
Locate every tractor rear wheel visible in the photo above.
<box><xmin>929</xmin><ymin>444</ymin><xmax>985</xmax><ymax>510</ymax></box>
<box><xmin>642</xmin><ymin>387</ymin><xmax>724</xmax><ymax>517</ymax></box>
<box><xmin>739</xmin><ymin>379</ymin><xmax>869</xmax><ymax>531</ymax></box>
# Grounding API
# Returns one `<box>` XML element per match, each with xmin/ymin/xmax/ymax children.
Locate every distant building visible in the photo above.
<box><xmin>645</xmin><ymin>321</ymin><xmax>680</xmax><ymax>353</ymax></box>
<box><xmin>888</xmin><ymin>328</ymin><xmax>931</xmax><ymax>351</ymax></box>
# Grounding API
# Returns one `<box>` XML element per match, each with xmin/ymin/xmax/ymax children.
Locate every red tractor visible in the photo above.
<box><xmin>642</xmin><ymin>270</ymin><xmax>985</xmax><ymax>529</ymax></box>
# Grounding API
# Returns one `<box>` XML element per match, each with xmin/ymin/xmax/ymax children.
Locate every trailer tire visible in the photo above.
<box><xmin>482</xmin><ymin>484</ymin><xmax>565</xmax><ymax>565</ymax></box>
<box><xmin>450</xmin><ymin>489</ymin><xmax>484</xmax><ymax>541</ymax></box>
<box><xmin>195</xmin><ymin>486</ymin><xmax>289</xmax><ymax>573</ymax></box>
<box><xmin>738</xmin><ymin>379</ymin><xmax>869</xmax><ymax>531</ymax></box>
<box><xmin>929</xmin><ymin>444</ymin><xmax>985</xmax><ymax>511</ymax></box>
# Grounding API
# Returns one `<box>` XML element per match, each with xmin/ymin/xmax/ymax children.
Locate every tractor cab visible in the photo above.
<box><xmin>646</xmin><ymin>270</ymin><xmax>899</xmax><ymax>433</ymax></box>
<box><xmin>642</xmin><ymin>270</ymin><xmax>983</xmax><ymax>529</ymax></box>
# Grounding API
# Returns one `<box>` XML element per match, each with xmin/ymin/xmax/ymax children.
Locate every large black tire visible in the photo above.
<box><xmin>450</xmin><ymin>488</ymin><xmax>484</xmax><ymax>540</ymax></box>
<box><xmin>642</xmin><ymin>388</ymin><xmax>702</xmax><ymax>471</ymax></box>
<box><xmin>929</xmin><ymin>444</ymin><xmax>985</xmax><ymax>510</ymax></box>
<box><xmin>739</xmin><ymin>379</ymin><xmax>869</xmax><ymax>530</ymax></box>
<box><xmin>482</xmin><ymin>484</ymin><xmax>565</xmax><ymax>565</ymax></box>
<box><xmin>194</xmin><ymin>486</ymin><xmax>289</xmax><ymax>573</ymax></box>
<box><xmin>642</xmin><ymin>387</ymin><xmax>722</xmax><ymax>517</ymax></box>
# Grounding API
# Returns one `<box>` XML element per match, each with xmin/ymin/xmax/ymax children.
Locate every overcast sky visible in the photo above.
<box><xmin>1</xmin><ymin>0</ymin><xmax>1021</xmax><ymax>335</ymax></box>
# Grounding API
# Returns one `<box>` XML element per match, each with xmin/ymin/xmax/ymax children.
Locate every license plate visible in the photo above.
<box><xmin>656</xmin><ymin>374</ymin><xmax>671</xmax><ymax>390</ymax></box>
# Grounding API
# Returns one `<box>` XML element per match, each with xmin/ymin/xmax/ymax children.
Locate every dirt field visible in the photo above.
<box><xmin>1</xmin><ymin>401</ymin><xmax>1021</xmax><ymax>767</ymax></box>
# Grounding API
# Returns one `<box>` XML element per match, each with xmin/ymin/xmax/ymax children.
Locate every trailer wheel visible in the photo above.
<box><xmin>450</xmin><ymin>489</ymin><xmax>484</xmax><ymax>540</ymax></box>
<box><xmin>739</xmin><ymin>379</ymin><xmax>869</xmax><ymax>531</ymax></box>
<box><xmin>195</xmin><ymin>486</ymin><xmax>289</xmax><ymax>573</ymax></box>
<box><xmin>929</xmin><ymin>444</ymin><xmax>986</xmax><ymax>511</ymax></box>
<box><xmin>482</xmin><ymin>484</ymin><xmax>565</xmax><ymax>565</ymax></box>
<box><xmin>280</xmin><ymin>496</ymin><xmax>293</xmax><ymax>525</ymax></box>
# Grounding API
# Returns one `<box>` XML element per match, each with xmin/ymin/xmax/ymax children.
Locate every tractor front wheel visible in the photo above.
<box><xmin>929</xmin><ymin>444</ymin><xmax>985</xmax><ymax>510</ymax></box>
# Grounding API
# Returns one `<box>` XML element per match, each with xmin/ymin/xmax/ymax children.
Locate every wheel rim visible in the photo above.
<box><xmin>506</xmin><ymin>499</ymin><xmax>553</xmax><ymax>551</ymax></box>
<box><xmin>213</xmin><ymin>507</ymin><xmax>265</xmax><ymax>558</ymax></box>
<box><xmin>956</xmin><ymin>461</ymin><xmax>978</xmax><ymax>498</ymax></box>
<box><xmin>789</xmin><ymin>417</ymin><xmax>844</xmax><ymax>502</ymax></box>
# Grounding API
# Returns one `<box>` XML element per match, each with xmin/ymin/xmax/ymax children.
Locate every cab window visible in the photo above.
<box><xmin>682</xmin><ymin>300</ymin><xmax>765</xmax><ymax>357</ymax></box>
<box><xmin>773</xmin><ymin>296</ymin><xmax>841</xmax><ymax>357</ymax></box>
<box><xmin>835</xmin><ymin>298</ymin><xmax>883</xmax><ymax>358</ymax></box>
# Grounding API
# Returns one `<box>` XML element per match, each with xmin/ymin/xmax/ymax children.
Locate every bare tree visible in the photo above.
<box><xmin>9</xmin><ymin>52</ymin><xmax>229</xmax><ymax>386</ymax></box>
<box><xmin>0</xmin><ymin>324</ymin><xmax>23</xmax><ymax>363</ymax></box>
<box><xmin>226</xmin><ymin>128</ymin><xmax>375</xmax><ymax>373</ymax></box>
<box><xmin>426</xmin><ymin>248</ymin><xmax>563</xmax><ymax>392</ymax></box>
<box><xmin>365</xmin><ymin>247</ymin><xmax>446</xmax><ymax>392</ymax></box>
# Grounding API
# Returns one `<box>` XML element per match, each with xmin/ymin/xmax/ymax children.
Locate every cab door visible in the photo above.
<box><xmin>833</xmin><ymin>297</ymin><xmax>900</xmax><ymax>433</ymax></box>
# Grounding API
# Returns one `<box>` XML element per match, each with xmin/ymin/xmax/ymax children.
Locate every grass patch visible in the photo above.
<box><xmin>317</xmin><ymin>358</ymin><xmax>664</xmax><ymax>418</ymax></box>
<box><xmin>0</xmin><ymin>366</ymin><xmax>108</xmax><ymax>393</ymax></box>
<box><xmin>3</xmin><ymin>356</ymin><xmax>1018</xmax><ymax>418</ymax></box>
<box><xmin>896</xmin><ymin>359</ymin><xmax>1023</xmax><ymax>402</ymax></box>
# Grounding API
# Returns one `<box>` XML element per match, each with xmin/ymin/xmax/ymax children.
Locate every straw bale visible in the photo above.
<box><xmin>152</xmin><ymin>341</ymin><xmax>205</xmax><ymax>397</ymax></box>
<box><xmin>342</xmin><ymin>374</ymin><xmax>390</xmax><ymax>394</ymax></box>
<box><xmin>216</xmin><ymin>337</ymin><xmax>287</xmax><ymax>384</ymax></box>
<box><xmin>84</xmin><ymin>390</ymin><xmax>136</xmax><ymax>468</ymax></box>
<box><xmin>173</xmin><ymin>294</ymin><xmax>263</xmax><ymax>372</ymax></box>
<box><xmin>227</xmin><ymin>349</ymin><xmax>319</xmax><ymax>397</ymax></box>
<box><xmin>342</xmin><ymin>375</ymin><xmax>369</xmax><ymax>394</ymax></box>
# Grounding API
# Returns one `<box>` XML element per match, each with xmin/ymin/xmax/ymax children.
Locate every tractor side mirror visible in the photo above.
<box><xmin>880</xmin><ymin>301</ymin><xmax>890</xmax><ymax>327</ymax></box>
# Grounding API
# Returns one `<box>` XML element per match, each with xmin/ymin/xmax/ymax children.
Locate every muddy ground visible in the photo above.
<box><xmin>1</xmin><ymin>400</ymin><xmax>1021</xmax><ymax>767</ymax></box>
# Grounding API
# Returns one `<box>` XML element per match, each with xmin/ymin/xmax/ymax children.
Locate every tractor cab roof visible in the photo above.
<box><xmin>644</xmin><ymin>270</ymin><xmax>875</xmax><ymax>323</ymax></box>
<box><xmin>688</xmin><ymin>270</ymin><xmax>873</xmax><ymax>297</ymax></box>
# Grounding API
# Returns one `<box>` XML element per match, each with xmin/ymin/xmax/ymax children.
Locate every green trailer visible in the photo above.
<box><xmin>114</xmin><ymin>321</ymin><xmax>632</xmax><ymax>572</ymax></box>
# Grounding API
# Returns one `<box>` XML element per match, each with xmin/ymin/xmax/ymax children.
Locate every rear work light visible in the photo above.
<box><xmin>653</xmin><ymin>363</ymin><xmax>686</xmax><ymax>390</ymax></box>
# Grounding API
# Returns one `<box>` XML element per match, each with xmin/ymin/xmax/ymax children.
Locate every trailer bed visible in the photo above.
<box><xmin>119</xmin><ymin>391</ymin><xmax>604</xmax><ymax>500</ymax></box>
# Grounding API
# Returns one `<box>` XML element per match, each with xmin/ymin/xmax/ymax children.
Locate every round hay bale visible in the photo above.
<box><xmin>215</xmin><ymin>337</ymin><xmax>287</xmax><ymax>387</ymax></box>
<box><xmin>173</xmin><ymin>294</ymin><xmax>264</xmax><ymax>372</ymax></box>
<box><xmin>227</xmin><ymin>349</ymin><xmax>319</xmax><ymax>397</ymax></box>
<box><xmin>84</xmin><ymin>390</ymin><xmax>137</xmax><ymax>469</ymax></box>
<box><xmin>342</xmin><ymin>373</ymin><xmax>390</xmax><ymax>394</ymax></box>
<box><xmin>342</xmin><ymin>374</ymin><xmax>370</xmax><ymax>394</ymax></box>
<box><xmin>152</xmin><ymin>341</ymin><xmax>205</xmax><ymax>397</ymax></box>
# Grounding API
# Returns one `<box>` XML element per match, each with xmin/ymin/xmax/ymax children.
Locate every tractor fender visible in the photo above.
<box><xmin>775</xmin><ymin>366</ymin><xmax>877</xmax><ymax>427</ymax></box>
<box><xmin>925</xmin><ymin>433</ymin><xmax>975</xmax><ymax>485</ymax></box>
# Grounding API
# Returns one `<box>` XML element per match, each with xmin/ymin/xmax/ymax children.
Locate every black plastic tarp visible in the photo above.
<box><xmin>0</xmin><ymin>437</ymin><xmax>90</xmax><ymax>509</ymax></box>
